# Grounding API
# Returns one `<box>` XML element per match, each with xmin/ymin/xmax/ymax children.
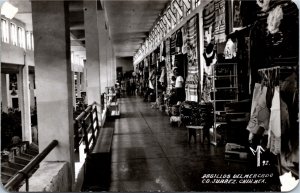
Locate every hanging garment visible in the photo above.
<box><xmin>149</xmin><ymin>70</ymin><xmax>155</xmax><ymax>89</ymax></box>
<box><xmin>182</xmin><ymin>24</ymin><xmax>188</xmax><ymax>54</ymax></box>
<box><xmin>170</xmin><ymin>33</ymin><xmax>177</xmax><ymax>55</ymax></box>
<box><xmin>185</xmin><ymin>15</ymin><xmax>199</xmax><ymax>102</ymax></box>
<box><xmin>256</xmin><ymin>0</ymin><xmax>271</xmax><ymax>12</ymax></box>
<box><xmin>175</xmin><ymin>29</ymin><xmax>183</xmax><ymax>53</ymax></box>
<box><xmin>201</xmin><ymin>73</ymin><xmax>213</xmax><ymax>102</ymax></box>
<box><xmin>233</xmin><ymin>0</ymin><xmax>242</xmax><ymax>28</ymax></box>
<box><xmin>214</xmin><ymin>0</ymin><xmax>227</xmax><ymax>43</ymax></box>
<box><xmin>224</xmin><ymin>38</ymin><xmax>237</xmax><ymax>59</ymax></box>
<box><xmin>165</xmin><ymin>38</ymin><xmax>171</xmax><ymax>93</ymax></box>
<box><xmin>267</xmin><ymin>86</ymin><xmax>281</xmax><ymax>155</ymax></box>
<box><xmin>267</xmin><ymin>5</ymin><xmax>284</xmax><ymax>34</ymax></box>
<box><xmin>159</xmin><ymin>67</ymin><xmax>166</xmax><ymax>83</ymax></box>
<box><xmin>203</xmin><ymin>1</ymin><xmax>215</xmax><ymax>46</ymax></box>
<box><xmin>185</xmin><ymin>73</ymin><xmax>199</xmax><ymax>102</ymax></box>
<box><xmin>187</xmin><ymin>16</ymin><xmax>199</xmax><ymax>67</ymax></box>
<box><xmin>247</xmin><ymin>83</ymin><xmax>270</xmax><ymax>135</ymax></box>
<box><xmin>160</xmin><ymin>42</ymin><xmax>164</xmax><ymax>61</ymax></box>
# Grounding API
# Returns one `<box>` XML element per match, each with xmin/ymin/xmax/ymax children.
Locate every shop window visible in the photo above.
<box><xmin>10</xmin><ymin>23</ymin><xmax>17</xmax><ymax>45</ymax></box>
<box><xmin>1</xmin><ymin>18</ymin><xmax>9</xmax><ymax>43</ymax></box>
<box><xmin>17</xmin><ymin>26</ymin><xmax>25</xmax><ymax>48</ymax></box>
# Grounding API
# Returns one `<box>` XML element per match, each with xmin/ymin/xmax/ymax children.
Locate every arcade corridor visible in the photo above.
<box><xmin>83</xmin><ymin>96</ymin><xmax>279</xmax><ymax>192</ymax></box>
<box><xmin>1</xmin><ymin>0</ymin><xmax>298</xmax><ymax>192</ymax></box>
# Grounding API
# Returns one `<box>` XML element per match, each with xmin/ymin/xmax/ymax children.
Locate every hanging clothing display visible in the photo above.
<box><xmin>160</xmin><ymin>41</ymin><xmax>166</xmax><ymax>61</ymax></box>
<box><xmin>170</xmin><ymin>32</ymin><xmax>177</xmax><ymax>55</ymax></box>
<box><xmin>184</xmin><ymin>15</ymin><xmax>199</xmax><ymax>102</ymax></box>
<box><xmin>159</xmin><ymin>67</ymin><xmax>166</xmax><ymax>84</ymax></box>
<box><xmin>203</xmin><ymin>43</ymin><xmax>217</xmax><ymax>69</ymax></box>
<box><xmin>201</xmin><ymin>74</ymin><xmax>213</xmax><ymax>102</ymax></box>
<box><xmin>246</xmin><ymin>83</ymin><xmax>270</xmax><ymax>135</ymax></box>
<box><xmin>223</xmin><ymin>38</ymin><xmax>237</xmax><ymax>59</ymax></box>
<box><xmin>203</xmin><ymin>1</ymin><xmax>215</xmax><ymax>46</ymax></box>
<box><xmin>165</xmin><ymin>38</ymin><xmax>173</xmax><ymax>93</ymax></box>
<box><xmin>175</xmin><ymin>29</ymin><xmax>183</xmax><ymax>54</ymax></box>
<box><xmin>182</xmin><ymin>24</ymin><xmax>188</xmax><ymax>54</ymax></box>
<box><xmin>214</xmin><ymin>0</ymin><xmax>227</xmax><ymax>43</ymax></box>
<box><xmin>267</xmin><ymin>86</ymin><xmax>281</xmax><ymax>155</ymax></box>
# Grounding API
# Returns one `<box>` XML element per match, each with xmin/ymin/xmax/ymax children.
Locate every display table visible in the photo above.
<box><xmin>186</xmin><ymin>125</ymin><xmax>204</xmax><ymax>144</ymax></box>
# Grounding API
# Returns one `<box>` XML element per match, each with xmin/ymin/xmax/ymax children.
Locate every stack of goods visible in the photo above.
<box><xmin>225</xmin><ymin>142</ymin><xmax>248</xmax><ymax>161</ymax></box>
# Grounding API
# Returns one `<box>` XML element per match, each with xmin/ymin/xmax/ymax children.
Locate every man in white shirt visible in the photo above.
<box><xmin>173</xmin><ymin>67</ymin><xmax>185</xmax><ymax>102</ymax></box>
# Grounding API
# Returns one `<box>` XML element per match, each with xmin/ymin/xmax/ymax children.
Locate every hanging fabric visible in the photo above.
<box><xmin>182</xmin><ymin>24</ymin><xmax>188</xmax><ymax>54</ymax></box>
<box><xmin>267</xmin><ymin>86</ymin><xmax>281</xmax><ymax>155</ymax></box>
<box><xmin>160</xmin><ymin>42</ymin><xmax>164</xmax><ymax>62</ymax></box>
<box><xmin>203</xmin><ymin>1</ymin><xmax>215</xmax><ymax>46</ymax></box>
<box><xmin>159</xmin><ymin>67</ymin><xmax>166</xmax><ymax>83</ymax></box>
<box><xmin>165</xmin><ymin>38</ymin><xmax>172</xmax><ymax>93</ymax></box>
<box><xmin>201</xmin><ymin>74</ymin><xmax>213</xmax><ymax>102</ymax></box>
<box><xmin>246</xmin><ymin>83</ymin><xmax>270</xmax><ymax>136</ymax></box>
<box><xmin>170</xmin><ymin>32</ymin><xmax>177</xmax><ymax>55</ymax></box>
<box><xmin>214</xmin><ymin>0</ymin><xmax>227</xmax><ymax>43</ymax></box>
<box><xmin>223</xmin><ymin>38</ymin><xmax>237</xmax><ymax>59</ymax></box>
<box><xmin>185</xmin><ymin>15</ymin><xmax>199</xmax><ymax>101</ymax></box>
<box><xmin>175</xmin><ymin>29</ymin><xmax>183</xmax><ymax>54</ymax></box>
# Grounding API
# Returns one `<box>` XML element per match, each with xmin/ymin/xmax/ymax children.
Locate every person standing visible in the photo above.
<box><xmin>173</xmin><ymin>67</ymin><xmax>185</xmax><ymax>102</ymax></box>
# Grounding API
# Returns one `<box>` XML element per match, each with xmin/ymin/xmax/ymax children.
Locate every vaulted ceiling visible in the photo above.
<box><xmin>7</xmin><ymin>0</ymin><xmax>170</xmax><ymax>59</ymax></box>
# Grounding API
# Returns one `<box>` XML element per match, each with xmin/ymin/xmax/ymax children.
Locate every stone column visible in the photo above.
<box><xmin>100</xmin><ymin>26</ymin><xmax>108</xmax><ymax>94</ymax></box>
<box><xmin>29</xmin><ymin>74</ymin><xmax>35</xmax><ymax>110</ymax></box>
<box><xmin>84</xmin><ymin>0</ymin><xmax>102</xmax><ymax>125</ymax></box>
<box><xmin>1</xmin><ymin>74</ymin><xmax>11</xmax><ymax>113</ymax></box>
<box><xmin>112</xmin><ymin>47</ymin><xmax>116</xmax><ymax>85</ymax></box>
<box><xmin>18</xmin><ymin>57</ymin><xmax>32</xmax><ymax>143</ymax></box>
<box><xmin>72</xmin><ymin>71</ymin><xmax>76</xmax><ymax>110</ymax></box>
<box><xmin>32</xmin><ymin>1</ymin><xmax>74</xmax><ymax>190</ymax></box>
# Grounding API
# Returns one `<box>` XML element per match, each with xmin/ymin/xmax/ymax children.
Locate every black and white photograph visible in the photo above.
<box><xmin>0</xmin><ymin>0</ymin><xmax>299</xmax><ymax>192</ymax></box>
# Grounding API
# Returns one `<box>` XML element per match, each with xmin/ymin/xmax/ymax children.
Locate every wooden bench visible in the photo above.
<box><xmin>83</xmin><ymin>121</ymin><xmax>115</xmax><ymax>191</ymax></box>
<box><xmin>74</xmin><ymin>103</ymin><xmax>115</xmax><ymax>191</ymax></box>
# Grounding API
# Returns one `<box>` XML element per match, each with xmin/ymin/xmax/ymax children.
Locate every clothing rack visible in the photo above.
<box><xmin>257</xmin><ymin>65</ymin><xmax>299</xmax><ymax>179</ymax></box>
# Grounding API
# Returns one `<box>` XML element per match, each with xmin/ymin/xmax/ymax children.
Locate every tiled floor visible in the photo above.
<box><xmin>105</xmin><ymin>96</ymin><xmax>281</xmax><ymax>192</ymax></box>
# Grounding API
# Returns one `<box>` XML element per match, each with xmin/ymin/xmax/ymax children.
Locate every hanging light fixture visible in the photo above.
<box><xmin>1</xmin><ymin>2</ymin><xmax>18</xmax><ymax>19</ymax></box>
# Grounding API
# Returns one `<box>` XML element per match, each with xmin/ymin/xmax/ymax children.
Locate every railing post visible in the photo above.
<box><xmin>94</xmin><ymin>106</ymin><xmax>100</xmax><ymax>135</ymax></box>
<box><xmin>82</xmin><ymin>120</ymin><xmax>89</xmax><ymax>154</ymax></box>
<box><xmin>89</xmin><ymin>107</ymin><xmax>96</xmax><ymax>149</ymax></box>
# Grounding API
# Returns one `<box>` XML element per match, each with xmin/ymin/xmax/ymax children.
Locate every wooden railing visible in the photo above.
<box><xmin>74</xmin><ymin>103</ymin><xmax>100</xmax><ymax>155</ymax></box>
<box><xmin>4</xmin><ymin>140</ymin><xmax>58</xmax><ymax>192</ymax></box>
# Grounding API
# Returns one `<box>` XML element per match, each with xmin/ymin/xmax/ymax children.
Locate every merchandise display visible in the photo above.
<box><xmin>133</xmin><ymin>0</ymin><xmax>299</xmax><ymax>191</ymax></box>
